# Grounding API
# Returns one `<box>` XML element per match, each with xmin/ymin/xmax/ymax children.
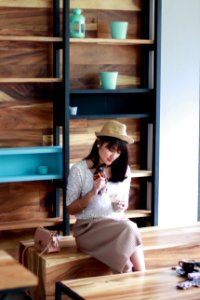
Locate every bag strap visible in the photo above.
<box><xmin>38</xmin><ymin>234</ymin><xmax>53</xmax><ymax>256</ymax></box>
<box><xmin>21</xmin><ymin>242</ymin><xmax>34</xmax><ymax>266</ymax></box>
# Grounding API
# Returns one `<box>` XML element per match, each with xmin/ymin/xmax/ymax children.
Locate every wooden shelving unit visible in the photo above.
<box><xmin>0</xmin><ymin>0</ymin><xmax>160</xmax><ymax>234</ymax></box>
<box><xmin>65</xmin><ymin>0</ymin><xmax>160</xmax><ymax>227</ymax></box>
<box><xmin>0</xmin><ymin>0</ymin><xmax>67</xmax><ymax>233</ymax></box>
<box><xmin>0</xmin><ymin>146</ymin><xmax>62</xmax><ymax>183</ymax></box>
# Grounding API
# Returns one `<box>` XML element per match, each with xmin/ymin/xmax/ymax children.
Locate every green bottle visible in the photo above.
<box><xmin>70</xmin><ymin>8</ymin><xmax>85</xmax><ymax>38</ymax></box>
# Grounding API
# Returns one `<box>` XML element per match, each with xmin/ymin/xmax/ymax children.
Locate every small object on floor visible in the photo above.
<box><xmin>175</xmin><ymin>266</ymin><xmax>186</xmax><ymax>277</ymax></box>
<box><xmin>176</xmin><ymin>280</ymin><xmax>193</xmax><ymax>289</ymax></box>
<box><xmin>176</xmin><ymin>279</ymin><xmax>200</xmax><ymax>290</ymax></box>
<box><xmin>174</xmin><ymin>265</ymin><xmax>199</xmax><ymax>277</ymax></box>
<box><xmin>192</xmin><ymin>280</ymin><xmax>200</xmax><ymax>287</ymax></box>
<box><xmin>188</xmin><ymin>272</ymin><xmax>200</xmax><ymax>280</ymax></box>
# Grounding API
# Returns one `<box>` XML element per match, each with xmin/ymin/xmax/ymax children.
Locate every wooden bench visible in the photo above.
<box><xmin>19</xmin><ymin>236</ymin><xmax>111</xmax><ymax>300</ymax></box>
<box><xmin>19</xmin><ymin>222</ymin><xmax>200</xmax><ymax>300</ymax></box>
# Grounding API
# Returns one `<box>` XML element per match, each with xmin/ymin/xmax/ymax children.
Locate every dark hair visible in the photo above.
<box><xmin>84</xmin><ymin>136</ymin><xmax>129</xmax><ymax>182</ymax></box>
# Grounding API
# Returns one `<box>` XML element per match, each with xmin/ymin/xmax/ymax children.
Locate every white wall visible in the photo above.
<box><xmin>158</xmin><ymin>0</ymin><xmax>200</xmax><ymax>226</ymax></box>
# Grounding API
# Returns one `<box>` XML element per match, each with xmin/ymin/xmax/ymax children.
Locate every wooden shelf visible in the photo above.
<box><xmin>126</xmin><ymin>209</ymin><xmax>151</xmax><ymax>219</ymax></box>
<box><xmin>70</xmin><ymin>88</ymin><xmax>153</xmax><ymax>94</ymax></box>
<box><xmin>70</xmin><ymin>114</ymin><xmax>150</xmax><ymax>120</ymax></box>
<box><xmin>0</xmin><ymin>218</ymin><xmax>62</xmax><ymax>231</ymax></box>
<box><xmin>69</xmin><ymin>163</ymin><xmax>152</xmax><ymax>179</ymax></box>
<box><xmin>0</xmin><ymin>35</ymin><xmax>62</xmax><ymax>42</ymax></box>
<box><xmin>0</xmin><ymin>146</ymin><xmax>63</xmax><ymax>183</ymax></box>
<box><xmin>0</xmin><ymin>36</ymin><xmax>152</xmax><ymax>46</ymax></box>
<box><xmin>70</xmin><ymin>38</ymin><xmax>154</xmax><ymax>46</ymax></box>
<box><xmin>0</xmin><ymin>78</ymin><xmax>62</xmax><ymax>83</ymax></box>
<box><xmin>0</xmin><ymin>0</ymin><xmax>141</xmax><ymax>11</ymax></box>
<box><xmin>70</xmin><ymin>1</ymin><xmax>142</xmax><ymax>11</ymax></box>
<box><xmin>131</xmin><ymin>170</ymin><xmax>152</xmax><ymax>178</ymax></box>
<box><xmin>69</xmin><ymin>210</ymin><xmax>151</xmax><ymax>224</ymax></box>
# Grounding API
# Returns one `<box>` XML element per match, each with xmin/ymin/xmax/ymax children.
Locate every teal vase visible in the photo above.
<box><xmin>70</xmin><ymin>8</ymin><xmax>85</xmax><ymax>38</ymax></box>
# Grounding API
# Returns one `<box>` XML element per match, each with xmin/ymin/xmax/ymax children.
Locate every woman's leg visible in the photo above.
<box><xmin>130</xmin><ymin>245</ymin><xmax>146</xmax><ymax>271</ymax></box>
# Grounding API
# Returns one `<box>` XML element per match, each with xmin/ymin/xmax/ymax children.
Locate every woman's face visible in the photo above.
<box><xmin>98</xmin><ymin>142</ymin><xmax>121</xmax><ymax>166</ymax></box>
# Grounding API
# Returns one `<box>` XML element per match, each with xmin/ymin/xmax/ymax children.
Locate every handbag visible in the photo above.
<box><xmin>34</xmin><ymin>227</ymin><xmax>60</xmax><ymax>255</ymax></box>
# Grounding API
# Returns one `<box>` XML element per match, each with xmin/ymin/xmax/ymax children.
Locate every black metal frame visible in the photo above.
<box><xmin>153</xmin><ymin>0</ymin><xmax>162</xmax><ymax>225</ymax></box>
<box><xmin>57</xmin><ymin>0</ymin><xmax>161</xmax><ymax>233</ymax></box>
<box><xmin>53</xmin><ymin>0</ymin><xmax>70</xmax><ymax>234</ymax></box>
<box><xmin>55</xmin><ymin>282</ymin><xmax>84</xmax><ymax>300</ymax></box>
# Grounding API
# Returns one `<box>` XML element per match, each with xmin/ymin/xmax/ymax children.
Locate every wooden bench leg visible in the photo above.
<box><xmin>55</xmin><ymin>281</ymin><xmax>84</xmax><ymax>300</ymax></box>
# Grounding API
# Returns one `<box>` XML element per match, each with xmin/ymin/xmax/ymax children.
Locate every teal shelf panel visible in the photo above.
<box><xmin>0</xmin><ymin>146</ymin><xmax>63</xmax><ymax>183</ymax></box>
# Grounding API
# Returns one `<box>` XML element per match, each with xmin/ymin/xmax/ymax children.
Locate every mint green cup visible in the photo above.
<box><xmin>38</xmin><ymin>165</ymin><xmax>48</xmax><ymax>175</ymax></box>
<box><xmin>110</xmin><ymin>21</ymin><xmax>128</xmax><ymax>39</ymax></box>
<box><xmin>100</xmin><ymin>72</ymin><xmax>118</xmax><ymax>90</ymax></box>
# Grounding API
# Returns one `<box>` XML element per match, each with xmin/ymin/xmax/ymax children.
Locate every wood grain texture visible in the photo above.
<box><xmin>0</xmin><ymin>7</ymin><xmax>53</xmax><ymax>36</ymax></box>
<box><xmin>0</xmin><ymin>2</ymin><xmax>146</xmax><ymax>238</ymax></box>
<box><xmin>0</xmin><ymin>36</ymin><xmax>62</xmax><ymax>42</ymax></box>
<box><xmin>0</xmin><ymin>6</ymin><xmax>55</xmax><ymax>229</ymax></box>
<box><xmin>0</xmin><ymin>250</ymin><xmax>38</xmax><ymax>292</ymax></box>
<box><xmin>20</xmin><ymin>223</ymin><xmax>200</xmax><ymax>299</ymax></box>
<box><xmin>0</xmin><ymin>1</ymin><xmax>53</xmax><ymax>8</ymax></box>
<box><xmin>20</xmin><ymin>237</ymin><xmax>111</xmax><ymax>299</ymax></box>
<box><xmin>70</xmin><ymin>0</ymin><xmax>142</xmax><ymax>11</ymax></box>
<box><xmin>0</xmin><ymin>181</ymin><xmax>54</xmax><ymax>222</ymax></box>
<box><xmin>69</xmin><ymin>119</ymin><xmax>140</xmax><ymax>168</ymax></box>
<box><xmin>77</xmin><ymin>9</ymin><xmax>142</xmax><ymax>39</ymax></box>
<box><xmin>60</xmin><ymin>268</ymin><xmax>200</xmax><ymax>300</ymax></box>
<box><xmin>70</xmin><ymin>8</ymin><xmax>142</xmax><ymax>89</ymax></box>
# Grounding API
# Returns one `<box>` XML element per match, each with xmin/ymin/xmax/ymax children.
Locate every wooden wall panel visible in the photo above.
<box><xmin>70</xmin><ymin>0</ymin><xmax>142</xmax><ymax>11</ymax></box>
<box><xmin>0</xmin><ymin>7</ymin><xmax>54</xmax><ymax>224</ymax></box>
<box><xmin>0</xmin><ymin>83</ymin><xmax>53</xmax><ymax>147</ymax></box>
<box><xmin>0</xmin><ymin>41</ymin><xmax>53</xmax><ymax>78</ymax></box>
<box><xmin>70</xmin><ymin>44</ymin><xmax>141</xmax><ymax>89</ymax></box>
<box><xmin>0</xmin><ymin>181</ymin><xmax>53</xmax><ymax>222</ymax></box>
<box><xmin>0</xmin><ymin>3</ymin><xmax>143</xmax><ymax>230</ymax></box>
<box><xmin>69</xmin><ymin>118</ymin><xmax>141</xmax><ymax>169</ymax></box>
<box><xmin>70</xmin><ymin>8</ymin><xmax>142</xmax><ymax>89</ymax></box>
<box><xmin>0</xmin><ymin>7</ymin><xmax>53</xmax><ymax>35</ymax></box>
<box><xmin>80</xmin><ymin>9</ymin><xmax>141</xmax><ymax>38</ymax></box>
<box><xmin>0</xmin><ymin>1</ymin><xmax>53</xmax><ymax>9</ymax></box>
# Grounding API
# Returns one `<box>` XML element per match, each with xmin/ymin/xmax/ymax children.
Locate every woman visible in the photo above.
<box><xmin>66</xmin><ymin>120</ymin><xmax>146</xmax><ymax>273</ymax></box>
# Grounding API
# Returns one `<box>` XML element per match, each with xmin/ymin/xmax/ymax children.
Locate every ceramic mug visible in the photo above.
<box><xmin>100</xmin><ymin>72</ymin><xmax>118</xmax><ymax>90</ymax></box>
<box><xmin>69</xmin><ymin>106</ymin><xmax>78</xmax><ymax>115</ymax></box>
<box><xmin>110</xmin><ymin>21</ymin><xmax>128</xmax><ymax>39</ymax></box>
<box><xmin>110</xmin><ymin>193</ymin><xmax>121</xmax><ymax>212</ymax></box>
<box><xmin>178</xmin><ymin>260</ymin><xmax>196</xmax><ymax>274</ymax></box>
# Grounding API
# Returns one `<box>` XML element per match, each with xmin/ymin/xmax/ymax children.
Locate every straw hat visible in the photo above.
<box><xmin>95</xmin><ymin>120</ymin><xmax>134</xmax><ymax>144</ymax></box>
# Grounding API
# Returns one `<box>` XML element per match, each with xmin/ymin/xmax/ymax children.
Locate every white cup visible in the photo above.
<box><xmin>110</xmin><ymin>193</ymin><xmax>121</xmax><ymax>212</ymax></box>
<box><xmin>69</xmin><ymin>106</ymin><xmax>78</xmax><ymax>115</ymax></box>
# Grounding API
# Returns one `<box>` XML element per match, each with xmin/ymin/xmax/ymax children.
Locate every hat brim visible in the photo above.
<box><xmin>95</xmin><ymin>131</ymin><xmax>134</xmax><ymax>144</ymax></box>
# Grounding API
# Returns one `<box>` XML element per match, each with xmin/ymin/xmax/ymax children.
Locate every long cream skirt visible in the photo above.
<box><xmin>73</xmin><ymin>218</ymin><xmax>142</xmax><ymax>273</ymax></box>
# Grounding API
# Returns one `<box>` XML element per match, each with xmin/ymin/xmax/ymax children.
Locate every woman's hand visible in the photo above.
<box><xmin>93</xmin><ymin>176</ymin><xmax>107</xmax><ymax>195</ymax></box>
